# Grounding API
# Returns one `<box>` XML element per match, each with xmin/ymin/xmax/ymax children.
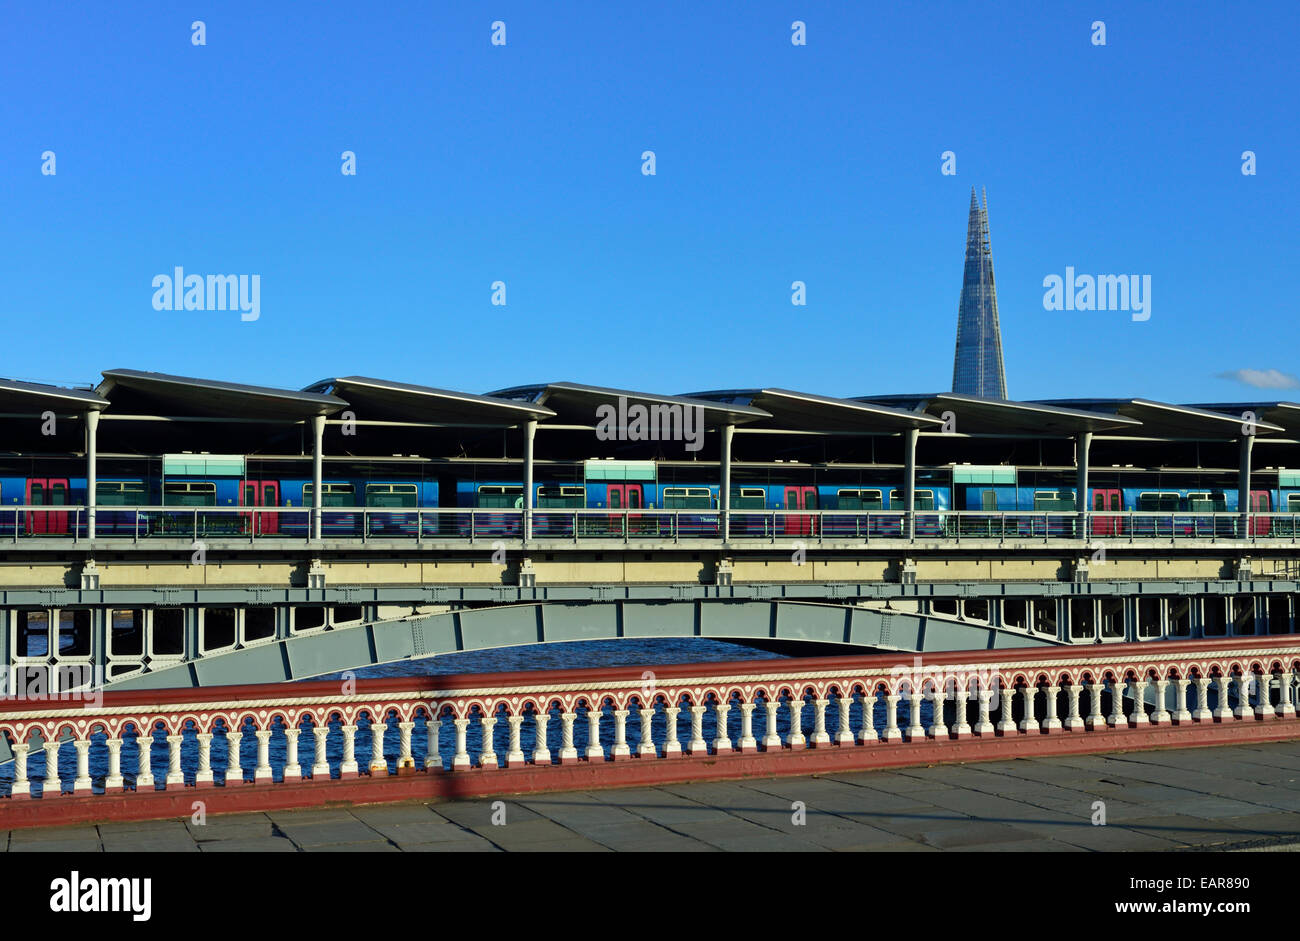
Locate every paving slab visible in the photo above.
<box><xmin>275</xmin><ymin>819</ymin><xmax>386</xmax><ymax>848</ymax></box>
<box><xmin>199</xmin><ymin>838</ymin><xmax>298</xmax><ymax>852</ymax></box>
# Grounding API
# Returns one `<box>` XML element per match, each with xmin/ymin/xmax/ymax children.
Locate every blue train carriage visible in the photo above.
<box><xmin>279</xmin><ymin>477</ymin><xmax>438</xmax><ymax>537</ymax></box>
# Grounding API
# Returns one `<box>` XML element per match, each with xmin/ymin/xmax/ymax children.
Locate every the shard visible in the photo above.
<box><xmin>951</xmin><ymin>188</ymin><xmax>1007</xmax><ymax>398</ymax></box>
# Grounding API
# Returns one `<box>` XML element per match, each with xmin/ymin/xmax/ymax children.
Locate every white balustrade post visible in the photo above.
<box><xmin>43</xmin><ymin>740</ymin><xmax>61</xmax><ymax>795</ymax></box>
<box><xmin>884</xmin><ymin>693</ymin><xmax>903</xmax><ymax>742</ymax></box>
<box><xmin>835</xmin><ymin>694</ymin><xmax>854</xmax><ymax>745</ymax></box>
<box><xmin>1065</xmin><ymin>684</ymin><xmax>1084</xmax><ymax>731</ymax></box>
<box><xmin>452</xmin><ymin>718</ymin><xmax>471</xmax><ymax>769</ymax></box>
<box><xmin>585</xmin><ymin>709</ymin><xmax>604</xmax><ymax>761</ymax></box>
<box><xmin>905</xmin><ymin>689</ymin><xmax>925</xmax><ymax>741</ymax></box>
<box><xmin>714</xmin><ymin>702</ymin><xmax>733</xmax><ymax>754</ymax></box>
<box><xmin>1173</xmin><ymin>678</ymin><xmax>1193</xmax><ymax>723</ymax></box>
<box><xmin>609</xmin><ymin>709</ymin><xmax>630</xmax><ymax>759</ymax></box>
<box><xmin>952</xmin><ymin>683</ymin><xmax>973</xmax><ymax>738</ymax></box>
<box><xmin>480</xmin><ymin>717</ymin><xmax>499</xmax><ymax>769</ymax></box>
<box><xmin>135</xmin><ymin>731</ymin><xmax>155</xmax><ymax>789</ymax></box>
<box><xmin>11</xmin><ymin>743</ymin><xmax>31</xmax><ymax>798</ymax></box>
<box><xmin>310</xmin><ymin>726</ymin><xmax>328</xmax><ymax>780</ymax></box>
<box><xmin>1087</xmin><ymin>681</ymin><xmax>1105</xmax><ymax>730</ymax></box>
<box><xmin>928</xmin><ymin>687</ymin><xmax>948</xmax><ymax>739</ymax></box>
<box><xmin>1194</xmin><ymin>677</ymin><xmax>1213</xmax><ymax>721</ymax></box>
<box><xmin>169</xmin><ymin>733</ymin><xmax>188</xmax><ymax>785</ymax></box>
<box><xmin>425</xmin><ymin>718</ymin><xmax>442</xmax><ymax>770</ymax></box>
<box><xmin>508</xmin><ymin>715</ymin><xmax>527</xmax><ymax>764</ymax></box>
<box><xmin>1233</xmin><ymin>674</ymin><xmax>1252</xmax><ymax>720</ymax></box>
<box><xmin>282</xmin><ymin>729</ymin><xmax>300</xmax><ymax>782</ymax></box>
<box><xmin>739</xmin><ymin>702</ymin><xmax>759</xmax><ymax>751</ymax></box>
<box><xmin>532</xmin><ymin>713</ymin><xmax>552</xmax><ymax>764</ymax></box>
<box><xmin>974</xmin><ymin>684</ymin><xmax>994</xmax><ymax>736</ymax></box>
<box><xmin>810</xmin><ymin>698</ymin><xmax>831</xmax><ymax>746</ymax></box>
<box><xmin>685</xmin><ymin>704</ymin><xmax>707</xmax><ymax>755</ymax></box>
<box><xmin>370</xmin><ymin>717</ymin><xmax>387</xmax><ymax>774</ymax></box>
<box><xmin>1151</xmin><ymin>678</ymin><xmax>1171</xmax><ymax>725</ymax></box>
<box><xmin>637</xmin><ymin>707</ymin><xmax>655</xmax><ymax>757</ymax></box>
<box><xmin>1278</xmin><ymin>671</ymin><xmax>1296</xmax><ymax>718</ymax></box>
<box><xmin>252</xmin><ymin>730</ymin><xmax>271</xmax><ymax>783</ymax></box>
<box><xmin>1214</xmin><ymin>676</ymin><xmax>1234</xmax><ymax>720</ymax></box>
<box><xmin>558</xmin><ymin>711</ymin><xmax>578</xmax><ymax>763</ymax></box>
<box><xmin>1129</xmin><ymin>678</ymin><xmax>1149</xmax><ymax>725</ymax></box>
<box><xmin>663</xmin><ymin>705</ymin><xmax>682</xmax><ymax>757</ymax></box>
<box><xmin>788</xmin><ymin>697</ymin><xmax>808</xmax><ymax>747</ymax></box>
<box><xmin>340</xmin><ymin>723</ymin><xmax>358</xmax><ymax>777</ymax></box>
<box><xmin>763</xmin><ymin>699</ymin><xmax>782</xmax><ymax>749</ymax></box>
<box><xmin>1256</xmin><ymin>672</ymin><xmax>1275</xmax><ymax>719</ymax></box>
<box><xmin>1019</xmin><ymin>684</ymin><xmax>1040</xmax><ymax>733</ymax></box>
<box><xmin>997</xmin><ymin>682</ymin><xmax>1018</xmax><ymax>734</ymax></box>
<box><xmin>859</xmin><ymin>692</ymin><xmax>880</xmax><ymax>743</ymax></box>
<box><xmin>398</xmin><ymin>720</ymin><xmax>415</xmax><ymax>768</ymax></box>
<box><xmin>1108</xmin><ymin>679</ymin><xmax>1126</xmax><ymax>727</ymax></box>
<box><xmin>74</xmin><ymin>737</ymin><xmax>92</xmax><ymax>793</ymax></box>
<box><xmin>106</xmin><ymin>737</ymin><xmax>125</xmax><ymax>790</ymax></box>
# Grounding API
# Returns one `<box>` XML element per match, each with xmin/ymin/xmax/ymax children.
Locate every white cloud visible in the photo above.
<box><xmin>1216</xmin><ymin>368</ymin><xmax>1300</xmax><ymax>390</ymax></box>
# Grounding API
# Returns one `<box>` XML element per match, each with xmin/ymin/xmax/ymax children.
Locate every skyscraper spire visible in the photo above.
<box><xmin>951</xmin><ymin>187</ymin><xmax>1008</xmax><ymax>398</ymax></box>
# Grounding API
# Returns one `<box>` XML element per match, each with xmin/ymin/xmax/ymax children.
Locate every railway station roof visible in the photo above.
<box><xmin>1035</xmin><ymin>398</ymin><xmax>1286</xmax><ymax>438</ymax></box>
<box><xmin>1188</xmin><ymin>401</ymin><xmax>1300</xmax><ymax>438</ymax></box>
<box><xmin>0</xmin><ymin>377</ymin><xmax>109</xmax><ymax>413</ymax></box>
<box><xmin>304</xmin><ymin>376</ymin><xmax>556</xmax><ymax>425</ymax></box>
<box><xmin>488</xmin><ymin>382</ymin><xmax>771</xmax><ymax>428</ymax></box>
<box><xmin>855</xmin><ymin>393</ymin><xmax>1142</xmax><ymax>436</ymax></box>
<box><xmin>687</xmin><ymin>388</ymin><xmax>944</xmax><ymax>433</ymax></box>
<box><xmin>98</xmin><ymin>369</ymin><xmax>346</xmax><ymax>421</ymax></box>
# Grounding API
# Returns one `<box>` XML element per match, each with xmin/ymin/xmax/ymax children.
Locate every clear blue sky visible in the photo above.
<box><xmin>3</xmin><ymin>1</ymin><xmax>1296</xmax><ymax>402</ymax></box>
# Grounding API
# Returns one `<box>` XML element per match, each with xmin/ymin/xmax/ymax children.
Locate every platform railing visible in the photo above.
<box><xmin>0</xmin><ymin>636</ymin><xmax>1296</xmax><ymax>803</ymax></box>
<box><xmin>3</xmin><ymin>506</ymin><xmax>1298</xmax><ymax>545</ymax></box>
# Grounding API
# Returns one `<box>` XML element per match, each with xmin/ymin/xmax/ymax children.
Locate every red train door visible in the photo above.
<box><xmin>608</xmin><ymin>484</ymin><xmax>643</xmax><ymax>535</ymax></box>
<box><xmin>241</xmin><ymin>480</ymin><xmax>280</xmax><ymax>535</ymax></box>
<box><xmin>1250</xmin><ymin>490</ymin><xmax>1271</xmax><ymax>537</ymax></box>
<box><xmin>1091</xmin><ymin>488</ymin><xmax>1122</xmax><ymax>536</ymax></box>
<box><xmin>26</xmin><ymin>478</ymin><xmax>70</xmax><ymax>534</ymax></box>
<box><xmin>782</xmin><ymin>486</ymin><xmax>818</xmax><ymax>536</ymax></box>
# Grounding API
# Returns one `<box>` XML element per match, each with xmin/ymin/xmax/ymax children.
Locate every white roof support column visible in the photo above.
<box><xmin>902</xmin><ymin>426</ymin><xmax>918</xmax><ymax>540</ymax></box>
<box><xmin>1239</xmin><ymin>432</ymin><xmax>1255</xmax><ymax>537</ymax></box>
<box><xmin>85</xmin><ymin>410</ymin><xmax>100</xmax><ymax>540</ymax></box>
<box><xmin>523</xmin><ymin>419</ymin><xmax>536</xmax><ymax>543</ymax></box>
<box><xmin>1075</xmin><ymin>431</ymin><xmax>1092</xmax><ymax>537</ymax></box>
<box><xmin>720</xmin><ymin>423</ymin><xmax>734</xmax><ymax>541</ymax></box>
<box><xmin>311</xmin><ymin>414</ymin><xmax>325</xmax><ymax>541</ymax></box>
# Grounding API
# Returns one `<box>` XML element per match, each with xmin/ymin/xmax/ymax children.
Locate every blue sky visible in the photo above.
<box><xmin>3</xmin><ymin>1</ymin><xmax>1296</xmax><ymax>403</ymax></box>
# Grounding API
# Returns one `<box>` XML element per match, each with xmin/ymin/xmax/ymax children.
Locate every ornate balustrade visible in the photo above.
<box><xmin>0</xmin><ymin>636</ymin><xmax>1297</xmax><ymax>818</ymax></box>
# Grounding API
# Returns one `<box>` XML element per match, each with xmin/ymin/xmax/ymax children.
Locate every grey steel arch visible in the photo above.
<box><xmin>110</xmin><ymin>598</ymin><xmax>1060</xmax><ymax>690</ymax></box>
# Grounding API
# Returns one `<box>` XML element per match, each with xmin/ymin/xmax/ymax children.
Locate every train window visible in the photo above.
<box><xmin>1137</xmin><ymin>491</ymin><xmax>1178</xmax><ymax>512</ymax></box>
<box><xmin>365</xmin><ymin>483</ymin><xmax>418</xmax><ymax>508</ymax></box>
<box><xmin>477</xmin><ymin>485</ymin><xmax>523</xmax><ymax>509</ymax></box>
<box><xmin>838</xmin><ymin>489</ymin><xmax>882</xmax><ymax>511</ymax></box>
<box><xmin>981</xmin><ymin>490</ymin><xmax>997</xmax><ymax>511</ymax></box>
<box><xmin>663</xmin><ymin>487</ymin><xmax>713</xmax><ymax>509</ymax></box>
<box><xmin>303</xmin><ymin>483</ymin><xmax>356</xmax><ymax>507</ymax></box>
<box><xmin>1033</xmin><ymin>490</ymin><xmax>1073</xmax><ymax>511</ymax></box>
<box><xmin>163</xmin><ymin>481</ymin><xmax>216</xmax><ymax>506</ymax></box>
<box><xmin>97</xmin><ymin>481</ymin><xmax>146</xmax><ymax>506</ymax></box>
<box><xmin>889</xmin><ymin>489</ymin><xmax>934</xmax><ymax>511</ymax></box>
<box><xmin>1289</xmin><ymin>494</ymin><xmax>1300</xmax><ymax>513</ymax></box>
<box><xmin>1186</xmin><ymin>492</ymin><xmax>1226</xmax><ymax>513</ymax></box>
<box><xmin>537</xmin><ymin>486</ymin><xmax>585</xmax><ymax>508</ymax></box>
<box><xmin>731</xmin><ymin>488</ymin><xmax>766</xmax><ymax>509</ymax></box>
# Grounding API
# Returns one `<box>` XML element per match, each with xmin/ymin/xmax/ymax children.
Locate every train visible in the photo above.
<box><xmin>3</xmin><ymin>458</ymin><xmax>1298</xmax><ymax>538</ymax></box>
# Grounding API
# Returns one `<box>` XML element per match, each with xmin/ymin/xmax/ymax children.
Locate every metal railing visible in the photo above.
<box><xmin>4</xmin><ymin>505</ymin><xmax>1299</xmax><ymax>545</ymax></box>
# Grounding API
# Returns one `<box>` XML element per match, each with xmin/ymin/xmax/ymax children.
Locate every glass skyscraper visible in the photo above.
<box><xmin>951</xmin><ymin>188</ymin><xmax>1007</xmax><ymax>399</ymax></box>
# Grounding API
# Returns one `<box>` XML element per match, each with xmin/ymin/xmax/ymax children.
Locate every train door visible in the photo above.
<box><xmin>26</xmin><ymin>478</ymin><xmax>70</xmax><ymax>534</ymax></box>
<box><xmin>240</xmin><ymin>480</ymin><xmax>280</xmax><ymax>535</ymax></box>
<box><xmin>607</xmin><ymin>483</ymin><xmax>644</xmax><ymax>536</ymax></box>
<box><xmin>782</xmin><ymin>486</ymin><xmax>818</xmax><ymax>536</ymax></box>
<box><xmin>1091</xmin><ymin>488</ymin><xmax>1122</xmax><ymax>537</ymax></box>
<box><xmin>1250</xmin><ymin>490</ymin><xmax>1272</xmax><ymax>537</ymax></box>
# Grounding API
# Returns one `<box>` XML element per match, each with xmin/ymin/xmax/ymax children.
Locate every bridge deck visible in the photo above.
<box><xmin>6</xmin><ymin>740</ymin><xmax>1297</xmax><ymax>852</ymax></box>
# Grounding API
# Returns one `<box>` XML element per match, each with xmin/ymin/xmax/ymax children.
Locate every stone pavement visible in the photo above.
<box><xmin>4</xmin><ymin>741</ymin><xmax>1299</xmax><ymax>852</ymax></box>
